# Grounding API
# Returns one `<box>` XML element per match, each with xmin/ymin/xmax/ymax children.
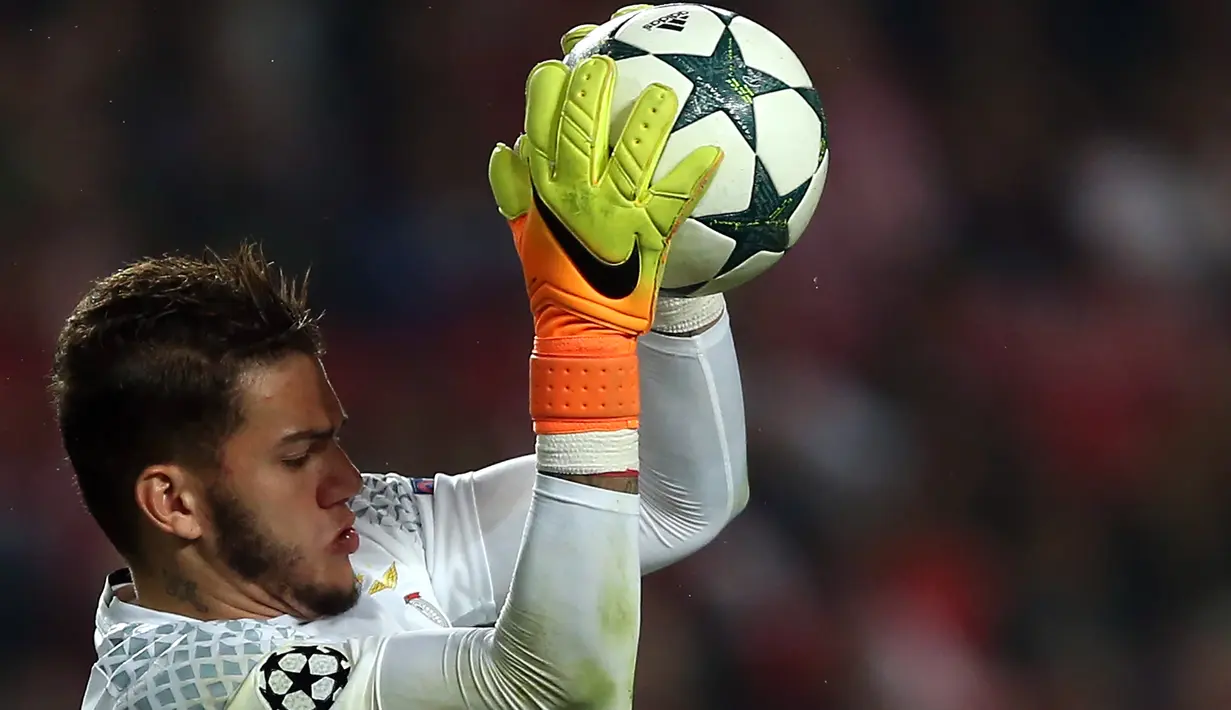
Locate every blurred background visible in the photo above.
<box><xmin>2</xmin><ymin>0</ymin><xmax>1230</xmax><ymax>707</ymax></box>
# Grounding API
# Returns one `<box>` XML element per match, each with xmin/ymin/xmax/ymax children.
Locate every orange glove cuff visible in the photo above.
<box><xmin>529</xmin><ymin>334</ymin><xmax>639</xmax><ymax>435</ymax></box>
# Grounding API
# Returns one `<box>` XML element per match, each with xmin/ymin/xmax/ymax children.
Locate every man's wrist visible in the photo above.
<box><xmin>529</xmin><ymin>334</ymin><xmax>639</xmax><ymax>433</ymax></box>
<box><xmin>535</xmin><ymin>423</ymin><xmax>640</xmax><ymax>494</ymax></box>
<box><xmin>651</xmin><ymin>294</ymin><xmax>726</xmax><ymax>336</ymax></box>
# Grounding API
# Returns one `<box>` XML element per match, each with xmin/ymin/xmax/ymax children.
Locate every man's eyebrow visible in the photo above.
<box><xmin>278</xmin><ymin>415</ymin><xmax>348</xmax><ymax>445</ymax></box>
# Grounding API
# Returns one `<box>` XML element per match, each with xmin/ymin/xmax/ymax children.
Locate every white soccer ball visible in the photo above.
<box><xmin>566</xmin><ymin>3</ymin><xmax>829</xmax><ymax>297</ymax></box>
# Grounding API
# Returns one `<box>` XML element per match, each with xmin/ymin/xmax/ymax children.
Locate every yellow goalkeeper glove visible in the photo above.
<box><xmin>489</xmin><ymin>42</ymin><xmax>722</xmax><ymax>434</ymax></box>
<box><xmin>489</xmin><ymin>56</ymin><xmax>722</xmax><ymax>336</ymax></box>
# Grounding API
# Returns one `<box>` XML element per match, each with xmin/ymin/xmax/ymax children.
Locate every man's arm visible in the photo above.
<box><xmin>84</xmin><ymin>461</ymin><xmax>638</xmax><ymax>710</ymax></box>
<box><xmin>207</xmin><ymin>476</ymin><xmax>639</xmax><ymax>710</ymax></box>
<box><xmin>412</xmin><ymin>296</ymin><xmax>747</xmax><ymax>626</ymax></box>
<box><xmin>637</xmin><ymin>295</ymin><xmax>749</xmax><ymax>568</ymax></box>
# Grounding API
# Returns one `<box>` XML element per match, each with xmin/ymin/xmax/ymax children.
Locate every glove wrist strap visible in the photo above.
<box><xmin>529</xmin><ymin>334</ymin><xmax>639</xmax><ymax>435</ymax></box>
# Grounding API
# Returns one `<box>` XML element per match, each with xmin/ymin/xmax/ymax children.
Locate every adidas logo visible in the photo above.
<box><xmin>643</xmin><ymin>10</ymin><xmax>689</xmax><ymax>32</ymax></box>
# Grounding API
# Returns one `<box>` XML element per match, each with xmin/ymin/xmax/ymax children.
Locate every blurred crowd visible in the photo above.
<box><xmin>2</xmin><ymin>0</ymin><xmax>1230</xmax><ymax>707</ymax></box>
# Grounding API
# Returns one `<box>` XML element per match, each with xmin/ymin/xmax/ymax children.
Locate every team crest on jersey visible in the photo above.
<box><xmin>404</xmin><ymin>591</ymin><xmax>449</xmax><ymax>627</ymax></box>
<box><xmin>257</xmin><ymin>644</ymin><xmax>351</xmax><ymax>710</ymax></box>
<box><xmin>364</xmin><ymin>563</ymin><xmax>398</xmax><ymax>595</ymax></box>
<box><xmin>411</xmin><ymin>477</ymin><xmax>435</xmax><ymax>494</ymax></box>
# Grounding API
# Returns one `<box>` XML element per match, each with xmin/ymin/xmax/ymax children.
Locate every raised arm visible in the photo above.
<box><xmin>230</xmin><ymin>50</ymin><xmax>723</xmax><ymax>710</ymax></box>
<box><xmin>216</xmin><ymin>474</ymin><xmax>637</xmax><ymax>710</ymax></box>
<box><xmin>417</xmin><ymin>295</ymin><xmax>747</xmax><ymax>625</ymax></box>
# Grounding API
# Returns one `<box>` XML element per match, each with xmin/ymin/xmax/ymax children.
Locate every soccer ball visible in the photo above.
<box><xmin>565</xmin><ymin>3</ymin><xmax>829</xmax><ymax>297</ymax></box>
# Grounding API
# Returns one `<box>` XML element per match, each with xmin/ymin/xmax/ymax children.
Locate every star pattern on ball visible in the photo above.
<box><xmin>704</xmin><ymin>5</ymin><xmax>737</xmax><ymax>22</ymax></box>
<box><xmin>654</xmin><ymin>29</ymin><xmax>791</xmax><ymax>149</ymax></box>
<box><xmin>697</xmin><ymin>157</ymin><xmax>813</xmax><ymax>275</ymax></box>
<box><xmin>593</xmin><ymin>30</ymin><xmax>792</xmax><ymax>150</ymax></box>
<box><xmin>794</xmin><ymin>86</ymin><xmax>826</xmax><ymax>126</ymax></box>
<box><xmin>597</xmin><ymin>39</ymin><xmax>649</xmax><ymax>62</ymax></box>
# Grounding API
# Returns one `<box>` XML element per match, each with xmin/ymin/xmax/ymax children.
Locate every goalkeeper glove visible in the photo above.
<box><xmin>560</xmin><ymin>5</ymin><xmax>731</xmax><ymax>336</ymax></box>
<box><xmin>489</xmin><ymin>55</ymin><xmax>722</xmax><ymax>433</ymax></box>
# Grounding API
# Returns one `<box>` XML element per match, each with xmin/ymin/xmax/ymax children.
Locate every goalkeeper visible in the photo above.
<box><xmin>74</xmin><ymin>9</ymin><xmax>745</xmax><ymax>710</ymax></box>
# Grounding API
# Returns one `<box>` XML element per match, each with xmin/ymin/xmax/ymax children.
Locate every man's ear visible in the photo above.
<box><xmin>134</xmin><ymin>464</ymin><xmax>206</xmax><ymax>543</ymax></box>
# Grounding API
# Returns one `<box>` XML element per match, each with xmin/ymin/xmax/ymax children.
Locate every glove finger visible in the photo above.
<box><xmin>611</xmin><ymin>4</ymin><xmax>652</xmax><ymax>19</ymax></box>
<box><xmin>554</xmin><ymin>55</ymin><xmax>617</xmax><ymax>187</ymax></box>
<box><xmin>525</xmin><ymin>60</ymin><xmax>570</xmax><ymax>165</ymax></box>
<box><xmin>560</xmin><ymin>23</ymin><xmax>599</xmax><ymax>55</ymax></box>
<box><xmin>645</xmin><ymin>145</ymin><xmax>724</xmax><ymax>237</ymax></box>
<box><xmin>488</xmin><ymin>142</ymin><xmax>533</xmax><ymax>220</ymax></box>
<box><xmin>609</xmin><ymin>82</ymin><xmax>679</xmax><ymax>203</ymax></box>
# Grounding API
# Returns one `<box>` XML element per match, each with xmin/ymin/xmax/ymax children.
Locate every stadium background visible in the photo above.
<box><xmin>2</xmin><ymin>0</ymin><xmax>1229</xmax><ymax>707</ymax></box>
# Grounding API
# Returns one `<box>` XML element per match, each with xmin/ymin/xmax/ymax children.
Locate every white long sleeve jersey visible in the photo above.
<box><xmin>80</xmin><ymin>313</ymin><xmax>747</xmax><ymax>710</ymax></box>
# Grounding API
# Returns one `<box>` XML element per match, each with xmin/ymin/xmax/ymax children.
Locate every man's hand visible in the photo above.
<box><xmin>557</xmin><ymin>4</ymin><xmax>732</xmax><ymax>339</ymax></box>
<box><xmin>489</xmin><ymin>57</ymin><xmax>723</xmax><ymax>338</ymax></box>
<box><xmin>489</xmin><ymin>24</ymin><xmax>722</xmax><ymax>502</ymax></box>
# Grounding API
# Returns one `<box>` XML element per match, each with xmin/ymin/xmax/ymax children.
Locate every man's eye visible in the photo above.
<box><xmin>283</xmin><ymin>453</ymin><xmax>311</xmax><ymax>469</ymax></box>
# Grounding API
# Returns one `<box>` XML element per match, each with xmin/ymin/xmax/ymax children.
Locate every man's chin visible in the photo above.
<box><xmin>291</xmin><ymin>578</ymin><xmax>361</xmax><ymax>620</ymax></box>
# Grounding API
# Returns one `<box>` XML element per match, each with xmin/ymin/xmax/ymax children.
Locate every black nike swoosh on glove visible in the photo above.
<box><xmin>534</xmin><ymin>192</ymin><xmax>641</xmax><ymax>300</ymax></box>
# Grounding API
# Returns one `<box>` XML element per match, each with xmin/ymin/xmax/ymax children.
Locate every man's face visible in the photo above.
<box><xmin>206</xmin><ymin>352</ymin><xmax>363</xmax><ymax>620</ymax></box>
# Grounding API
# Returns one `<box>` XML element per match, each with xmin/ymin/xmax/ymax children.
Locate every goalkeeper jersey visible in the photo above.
<box><xmin>84</xmin><ymin>472</ymin><xmax>652</xmax><ymax>710</ymax></box>
<box><xmin>80</xmin><ymin>313</ymin><xmax>747</xmax><ymax>710</ymax></box>
<box><xmin>82</xmin><ymin>472</ymin><xmax>500</xmax><ymax>709</ymax></box>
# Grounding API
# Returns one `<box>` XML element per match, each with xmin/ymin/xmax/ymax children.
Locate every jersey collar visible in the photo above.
<box><xmin>95</xmin><ymin>568</ymin><xmax>300</xmax><ymax>633</ymax></box>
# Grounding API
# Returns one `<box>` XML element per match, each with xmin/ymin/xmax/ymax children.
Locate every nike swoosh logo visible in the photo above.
<box><xmin>534</xmin><ymin>192</ymin><xmax>641</xmax><ymax>300</ymax></box>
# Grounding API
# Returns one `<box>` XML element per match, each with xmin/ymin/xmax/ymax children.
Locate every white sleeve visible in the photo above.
<box><xmin>422</xmin><ymin>308</ymin><xmax>748</xmax><ymax>623</ymax></box>
<box><xmin>636</xmin><ymin>305</ymin><xmax>749</xmax><ymax>570</ymax></box>
<box><xmin>224</xmin><ymin>476</ymin><xmax>639</xmax><ymax>710</ymax></box>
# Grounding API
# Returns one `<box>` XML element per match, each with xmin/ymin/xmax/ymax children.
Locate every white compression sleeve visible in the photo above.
<box><xmin>637</xmin><ymin>305</ymin><xmax>748</xmax><ymax>571</ymax></box>
<box><xmin>371</xmin><ymin>475</ymin><xmax>640</xmax><ymax>710</ymax></box>
<box><xmin>450</xmin><ymin>307</ymin><xmax>747</xmax><ymax>610</ymax></box>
